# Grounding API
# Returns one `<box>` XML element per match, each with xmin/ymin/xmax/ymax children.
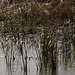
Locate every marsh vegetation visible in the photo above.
<box><xmin>0</xmin><ymin>0</ymin><xmax>75</xmax><ymax>75</ymax></box>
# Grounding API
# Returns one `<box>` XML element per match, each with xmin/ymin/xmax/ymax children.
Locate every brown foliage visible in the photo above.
<box><xmin>36</xmin><ymin>0</ymin><xmax>71</xmax><ymax>20</ymax></box>
<box><xmin>50</xmin><ymin>0</ymin><xmax>72</xmax><ymax>21</ymax></box>
<box><xmin>50</xmin><ymin>2</ymin><xmax>70</xmax><ymax>20</ymax></box>
<box><xmin>13</xmin><ymin>0</ymin><xmax>25</xmax><ymax>3</ymax></box>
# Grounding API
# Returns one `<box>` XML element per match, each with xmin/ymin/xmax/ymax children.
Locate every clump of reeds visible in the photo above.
<box><xmin>0</xmin><ymin>0</ymin><xmax>75</xmax><ymax>74</ymax></box>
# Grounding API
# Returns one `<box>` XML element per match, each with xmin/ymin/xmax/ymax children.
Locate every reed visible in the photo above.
<box><xmin>0</xmin><ymin>0</ymin><xmax>75</xmax><ymax>75</ymax></box>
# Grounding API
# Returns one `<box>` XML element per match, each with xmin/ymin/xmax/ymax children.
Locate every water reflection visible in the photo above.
<box><xmin>0</xmin><ymin>33</ymin><xmax>75</xmax><ymax>75</ymax></box>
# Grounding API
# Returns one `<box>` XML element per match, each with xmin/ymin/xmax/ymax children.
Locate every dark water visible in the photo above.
<box><xmin>0</xmin><ymin>34</ymin><xmax>75</xmax><ymax>75</ymax></box>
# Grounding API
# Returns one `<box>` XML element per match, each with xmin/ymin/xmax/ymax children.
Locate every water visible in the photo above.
<box><xmin>0</xmin><ymin>42</ymin><xmax>6</xmax><ymax>75</ymax></box>
<box><xmin>0</xmin><ymin>34</ymin><xmax>75</xmax><ymax>75</ymax></box>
